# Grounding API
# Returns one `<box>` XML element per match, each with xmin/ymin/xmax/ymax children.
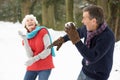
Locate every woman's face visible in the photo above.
<box><xmin>25</xmin><ymin>18</ymin><xmax>36</xmax><ymax>32</ymax></box>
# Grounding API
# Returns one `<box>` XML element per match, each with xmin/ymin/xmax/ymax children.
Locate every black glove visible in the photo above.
<box><xmin>47</xmin><ymin>37</ymin><xmax>64</xmax><ymax>51</ymax></box>
<box><xmin>64</xmin><ymin>22</ymin><xmax>80</xmax><ymax>44</ymax></box>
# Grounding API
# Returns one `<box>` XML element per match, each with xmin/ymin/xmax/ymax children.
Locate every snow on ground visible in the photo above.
<box><xmin>0</xmin><ymin>21</ymin><xmax>120</xmax><ymax>80</ymax></box>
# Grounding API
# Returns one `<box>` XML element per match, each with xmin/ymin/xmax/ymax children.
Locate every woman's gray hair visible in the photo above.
<box><xmin>22</xmin><ymin>14</ymin><xmax>38</xmax><ymax>27</ymax></box>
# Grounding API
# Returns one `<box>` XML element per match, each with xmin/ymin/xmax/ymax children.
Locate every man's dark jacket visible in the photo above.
<box><xmin>63</xmin><ymin>25</ymin><xmax>115</xmax><ymax>80</ymax></box>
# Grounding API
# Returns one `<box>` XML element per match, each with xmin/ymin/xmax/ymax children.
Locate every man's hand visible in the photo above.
<box><xmin>47</xmin><ymin>37</ymin><xmax>64</xmax><ymax>51</ymax></box>
<box><xmin>64</xmin><ymin>22</ymin><xmax>80</xmax><ymax>44</ymax></box>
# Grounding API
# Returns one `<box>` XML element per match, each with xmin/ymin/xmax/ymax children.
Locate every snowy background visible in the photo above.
<box><xmin>0</xmin><ymin>21</ymin><xmax>120</xmax><ymax>80</ymax></box>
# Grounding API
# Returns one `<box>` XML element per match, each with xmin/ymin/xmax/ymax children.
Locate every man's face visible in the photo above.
<box><xmin>81</xmin><ymin>11</ymin><xmax>97</xmax><ymax>31</ymax></box>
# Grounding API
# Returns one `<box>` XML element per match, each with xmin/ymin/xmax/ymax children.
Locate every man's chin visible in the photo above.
<box><xmin>86</xmin><ymin>27</ymin><xmax>92</xmax><ymax>32</ymax></box>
